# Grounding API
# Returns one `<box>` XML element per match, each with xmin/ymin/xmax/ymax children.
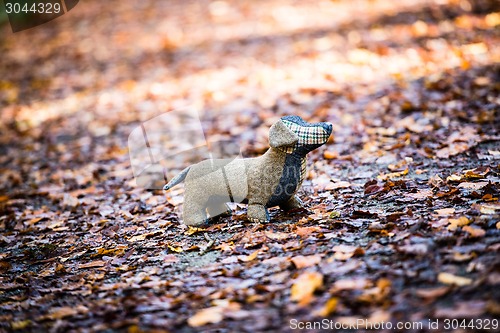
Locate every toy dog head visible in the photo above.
<box><xmin>269</xmin><ymin>115</ymin><xmax>332</xmax><ymax>156</ymax></box>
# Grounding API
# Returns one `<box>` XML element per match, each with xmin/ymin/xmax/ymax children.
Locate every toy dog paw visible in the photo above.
<box><xmin>247</xmin><ymin>204</ymin><xmax>270</xmax><ymax>223</ymax></box>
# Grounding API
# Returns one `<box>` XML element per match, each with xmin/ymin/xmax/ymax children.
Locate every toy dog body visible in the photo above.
<box><xmin>164</xmin><ymin>116</ymin><xmax>332</xmax><ymax>225</ymax></box>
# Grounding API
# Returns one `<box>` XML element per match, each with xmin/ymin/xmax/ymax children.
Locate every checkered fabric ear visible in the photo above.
<box><xmin>282</xmin><ymin>119</ymin><xmax>330</xmax><ymax>148</ymax></box>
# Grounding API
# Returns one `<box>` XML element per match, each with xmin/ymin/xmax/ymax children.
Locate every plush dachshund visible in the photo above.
<box><xmin>163</xmin><ymin>116</ymin><xmax>332</xmax><ymax>225</ymax></box>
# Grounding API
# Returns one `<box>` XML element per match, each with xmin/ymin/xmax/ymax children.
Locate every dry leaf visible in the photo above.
<box><xmin>447</xmin><ymin>216</ymin><xmax>471</xmax><ymax>231</ymax></box>
<box><xmin>291</xmin><ymin>255</ymin><xmax>322</xmax><ymax>269</ymax></box>
<box><xmin>41</xmin><ymin>305</ymin><xmax>88</xmax><ymax>320</ymax></box>
<box><xmin>313</xmin><ymin>298</ymin><xmax>338</xmax><ymax>317</ymax></box>
<box><xmin>479</xmin><ymin>203</ymin><xmax>500</xmax><ymax>215</ymax></box>
<box><xmin>438</xmin><ymin>272</ymin><xmax>472</xmax><ymax>286</ymax></box>
<box><xmin>330</xmin><ymin>278</ymin><xmax>371</xmax><ymax>292</ymax></box>
<box><xmin>462</xmin><ymin>225</ymin><xmax>485</xmax><ymax>238</ymax></box>
<box><xmin>168</xmin><ymin>245</ymin><xmax>183</xmax><ymax>253</ymax></box>
<box><xmin>415</xmin><ymin>286</ymin><xmax>450</xmax><ymax>299</ymax></box>
<box><xmin>264</xmin><ymin>230</ymin><xmax>290</xmax><ymax>241</ymax></box>
<box><xmin>10</xmin><ymin>320</ymin><xmax>31</xmax><ymax>330</ymax></box>
<box><xmin>323</xmin><ymin>151</ymin><xmax>338</xmax><ymax>159</ymax></box>
<box><xmin>187</xmin><ymin>306</ymin><xmax>224</xmax><ymax>327</ymax></box>
<box><xmin>238</xmin><ymin>250</ymin><xmax>259</xmax><ymax>262</ymax></box>
<box><xmin>377</xmin><ymin>168</ymin><xmax>408</xmax><ymax>181</ymax></box>
<box><xmin>187</xmin><ymin>301</ymin><xmax>241</xmax><ymax>327</ymax></box>
<box><xmin>290</xmin><ymin>271</ymin><xmax>323</xmax><ymax>306</ymax></box>
<box><xmin>295</xmin><ymin>226</ymin><xmax>321</xmax><ymax>238</ymax></box>
<box><xmin>435</xmin><ymin>208</ymin><xmax>455</xmax><ymax>216</ymax></box>
<box><xmin>457</xmin><ymin>181</ymin><xmax>489</xmax><ymax>190</ymax></box>
<box><xmin>78</xmin><ymin>260</ymin><xmax>106</xmax><ymax>269</ymax></box>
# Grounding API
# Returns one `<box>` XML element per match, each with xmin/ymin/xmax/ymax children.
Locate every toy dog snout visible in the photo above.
<box><xmin>272</xmin><ymin>116</ymin><xmax>333</xmax><ymax>155</ymax></box>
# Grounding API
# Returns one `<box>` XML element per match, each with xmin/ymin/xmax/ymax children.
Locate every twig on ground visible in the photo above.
<box><xmin>199</xmin><ymin>233</ymin><xmax>215</xmax><ymax>255</ymax></box>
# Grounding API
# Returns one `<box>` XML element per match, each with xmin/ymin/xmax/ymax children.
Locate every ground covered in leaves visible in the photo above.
<box><xmin>1</xmin><ymin>0</ymin><xmax>499</xmax><ymax>332</ymax></box>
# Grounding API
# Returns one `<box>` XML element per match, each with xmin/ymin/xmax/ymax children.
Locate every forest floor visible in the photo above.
<box><xmin>0</xmin><ymin>0</ymin><xmax>499</xmax><ymax>332</ymax></box>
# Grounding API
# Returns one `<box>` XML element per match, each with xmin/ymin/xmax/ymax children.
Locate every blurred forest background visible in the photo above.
<box><xmin>0</xmin><ymin>0</ymin><xmax>499</xmax><ymax>332</ymax></box>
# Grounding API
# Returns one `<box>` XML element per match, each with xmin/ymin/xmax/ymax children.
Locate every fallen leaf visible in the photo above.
<box><xmin>313</xmin><ymin>298</ymin><xmax>338</xmax><ymax>317</ymax></box>
<box><xmin>264</xmin><ymin>230</ymin><xmax>290</xmax><ymax>241</ymax></box>
<box><xmin>238</xmin><ymin>250</ymin><xmax>259</xmax><ymax>262</ymax></box>
<box><xmin>446</xmin><ymin>174</ymin><xmax>463</xmax><ymax>182</ymax></box>
<box><xmin>438</xmin><ymin>272</ymin><xmax>472</xmax><ymax>286</ymax></box>
<box><xmin>10</xmin><ymin>320</ymin><xmax>31</xmax><ymax>330</ymax></box>
<box><xmin>168</xmin><ymin>245</ymin><xmax>183</xmax><ymax>253</ymax></box>
<box><xmin>185</xmin><ymin>226</ymin><xmax>205</xmax><ymax>235</ymax></box>
<box><xmin>463</xmin><ymin>167</ymin><xmax>489</xmax><ymax>179</ymax></box>
<box><xmin>407</xmin><ymin>189</ymin><xmax>432</xmax><ymax>200</ymax></box>
<box><xmin>187</xmin><ymin>307</ymin><xmax>224</xmax><ymax>327</ymax></box>
<box><xmin>435</xmin><ymin>208</ymin><xmax>455</xmax><ymax>216</ymax></box>
<box><xmin>187</xmin><ymin>301</ymin><xmax>241</xmax><ymax>327</ymax></box>
<box><xmin>41</xmin><ymin>305</ymin><xmax>88</xmax><ymax>320</ymax></box>
<box><xmin>323</xmin><ymin>151</ymin><xmax>338</xmax><ymax>159</ymax></box>
<box><xmin>462</xmin><ymin>225</ymin><xmax>486</xmax><ymax>238</ymax></box>
<box><xmin>325</xmin><ymin>181</ymin><xmax>351</xmax><ymax>190</ymax></box>
<box><xmin>457</xmin><ymin>181</ymin><xmax>489</xmax><ymax>190</ymax></box>
<box><xmin>330</xmin><ymin>278</ymin><xmax>371</xmax><ymax>292</ymax></box>
<box><xmin>295</xmin><ymin>226</ymin><xmax>321</xmax><ymax>238</ymax></box>
<box><xmin>436</xmin><ymin>142</ymin><xmax>470</xmax><ymax>159</ymax></box>
<box><xmin>479</xmin><ymin>203</ymin><xmax>500</xmax><ymax>215</ymax></box>
<box><xmin>447</xmin><ymin>216</ymin><xmax>471</xmax><ymax>231</ymax></box>
<box><xmin>78</xmin><ymin>260</ymin><xmax>106</xmax><ymax>269</ymax></box>
<box><xmin>290</xmin><ymin>271</ymin><xmax>323</xmax><ymax>306</ymax></box>
<box><xmin>291</xmin><ymin>255</ymin><xmax>322</xmax><ymax>269</ymax></box>
<box><xmin>332</xmin><ymin>245</ymin><xmax>364</xmax><ymax>261</ymax></box>
<box><xmin>415</xmin><ymin>286</ymin><xmax>450</xmax><ymax>299</ymax></box>
<box><xmin>377</xmin><ymin>168</ymin><xmax>408</xmax><ymax>180</ymax></box>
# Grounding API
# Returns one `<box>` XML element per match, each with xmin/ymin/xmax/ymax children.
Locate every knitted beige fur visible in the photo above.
<box><xmin>163</xmin><ymin>116</ymin><xmax>332</xmax><ymax>225</ymax></box>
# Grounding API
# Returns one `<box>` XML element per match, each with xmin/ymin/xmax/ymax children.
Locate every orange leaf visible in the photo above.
<box><xmin>290</xmin><ymin>271</ymin><xmax>323</xmax><ymax>306</ymax></box>
<box><xmin>291</xmin><ymin>255</ymin><xmax>321</xmax><ymax>269</ymax></box>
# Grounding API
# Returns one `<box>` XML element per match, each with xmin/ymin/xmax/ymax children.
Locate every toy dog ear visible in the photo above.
<box><xmin>269</xmin><ymin>120</ymin><xmax>299</xmax><ymax>148</ymax></box>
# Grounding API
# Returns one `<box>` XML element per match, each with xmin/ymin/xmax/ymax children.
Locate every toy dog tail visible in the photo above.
<box><xmin>163</xmin><ymin>166</ymin><xmax>190</xmax><ymax>191</ymax></box>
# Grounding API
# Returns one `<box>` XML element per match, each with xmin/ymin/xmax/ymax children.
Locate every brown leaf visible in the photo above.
<box><xmin>313</xmin><ymin>298</ymin><xmax>338</xmax><ymax>317</ymax></box>
<box><xmin>434</xmin><ymin>208</ymin><xmax>455</xmax><ymax>216</ymax></box>
<box><xmin>330</xmin><ymin>278</ymin><xmax>371</xmax><ymax>292</ymax></box>
<box><xmin>78</xmin><ymin>260</ymin><xmax>106</xmax><ymax>269</ymax></box>
<box><xmin>479</xmin><ymin>203</ymin><xmax>500</xmax><ymax>215</ymax></box>
<box><xmin>377</xmin><ymin>168</ymin><xmax>408</xmax><ymax>181</ymax></box>
<box><xmin>188</xmin><ymin>300</ymin><xmax>241</xmax><ymax>327</ymax></box>
<box><xmin>462</xmin><ymin>225</ymin><xmax>486</xmax><ymax>238</ymax></box>
<box><xmin>187</xmin><ymin>307</ymin><xmax>224</xmax><ymax>327</ymax></box>
<box><xmin>291</xmin><ymin>255</ymin><xmax>322</xmax><ymax>269</ymax></box>
<box><xmin>290</xmin><ymin>271</ymin><xmax>323</xmax><ymax>306</ymax></box>
<box><xmin>447</xmin><ymin>216</ymin><xmax>471</xmax><ymax>231</ymax></box>
<box><xmin>323</xmin><ymin>150</ymin><xmax>338</xmax><ymax>159</ymax></box>
<box><xmin>295</xmin><ymin>226</ymin><xmax>321</xmax><ymax>238</ymax></box>
<box><xmin>238</xmin><ymin>250</ymin><xmax>259</xmax><ymax>262</ymax></box>
<box><xmin>415</xmin><ymin>286</ymin><xmax>450</xmax><ymax>299</ymax></box>
<box><xmin>438</xmin><ymin>272</ymin><xmax>472</xmax><ymax>286</ymax></box>
<box><xmin>457</xmin><ymin>181</ymin><xmax>489</xmax><ymax>190</ymax></box>
<box><xmin>264</xmin><ymin>230</ymin><xmax>290</xmax><ymax>241</ymax></box>
<box><xmin>41</xmin><ymin>305</ymin><xmax>88</xmax><ymax>320</ymax></box>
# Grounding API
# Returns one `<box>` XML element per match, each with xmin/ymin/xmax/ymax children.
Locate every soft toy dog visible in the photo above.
<box><xmin>163</xmin><ymin>115</ymin><xmax>332</xmax><ymax>225</ymax></box>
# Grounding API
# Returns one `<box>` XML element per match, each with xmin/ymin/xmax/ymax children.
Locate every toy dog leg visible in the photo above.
<box><xmin>279</xmin><ymin>195</ymin><xmax>303</xmax><ymax>211</ymax></box>
<box><xmin>207</xmin><ymin>201</ymin><xmax>232</xmax><ymax>218</ymax></box>
<box><xmin>247</xmin><ymin>203</ymin><xmax>270</xmax><ymax>223</ymax></box>
<box><xmin>183</xmin><ymin>192</ymin><xmax>209</xmax><ymax>226</ymax></box>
